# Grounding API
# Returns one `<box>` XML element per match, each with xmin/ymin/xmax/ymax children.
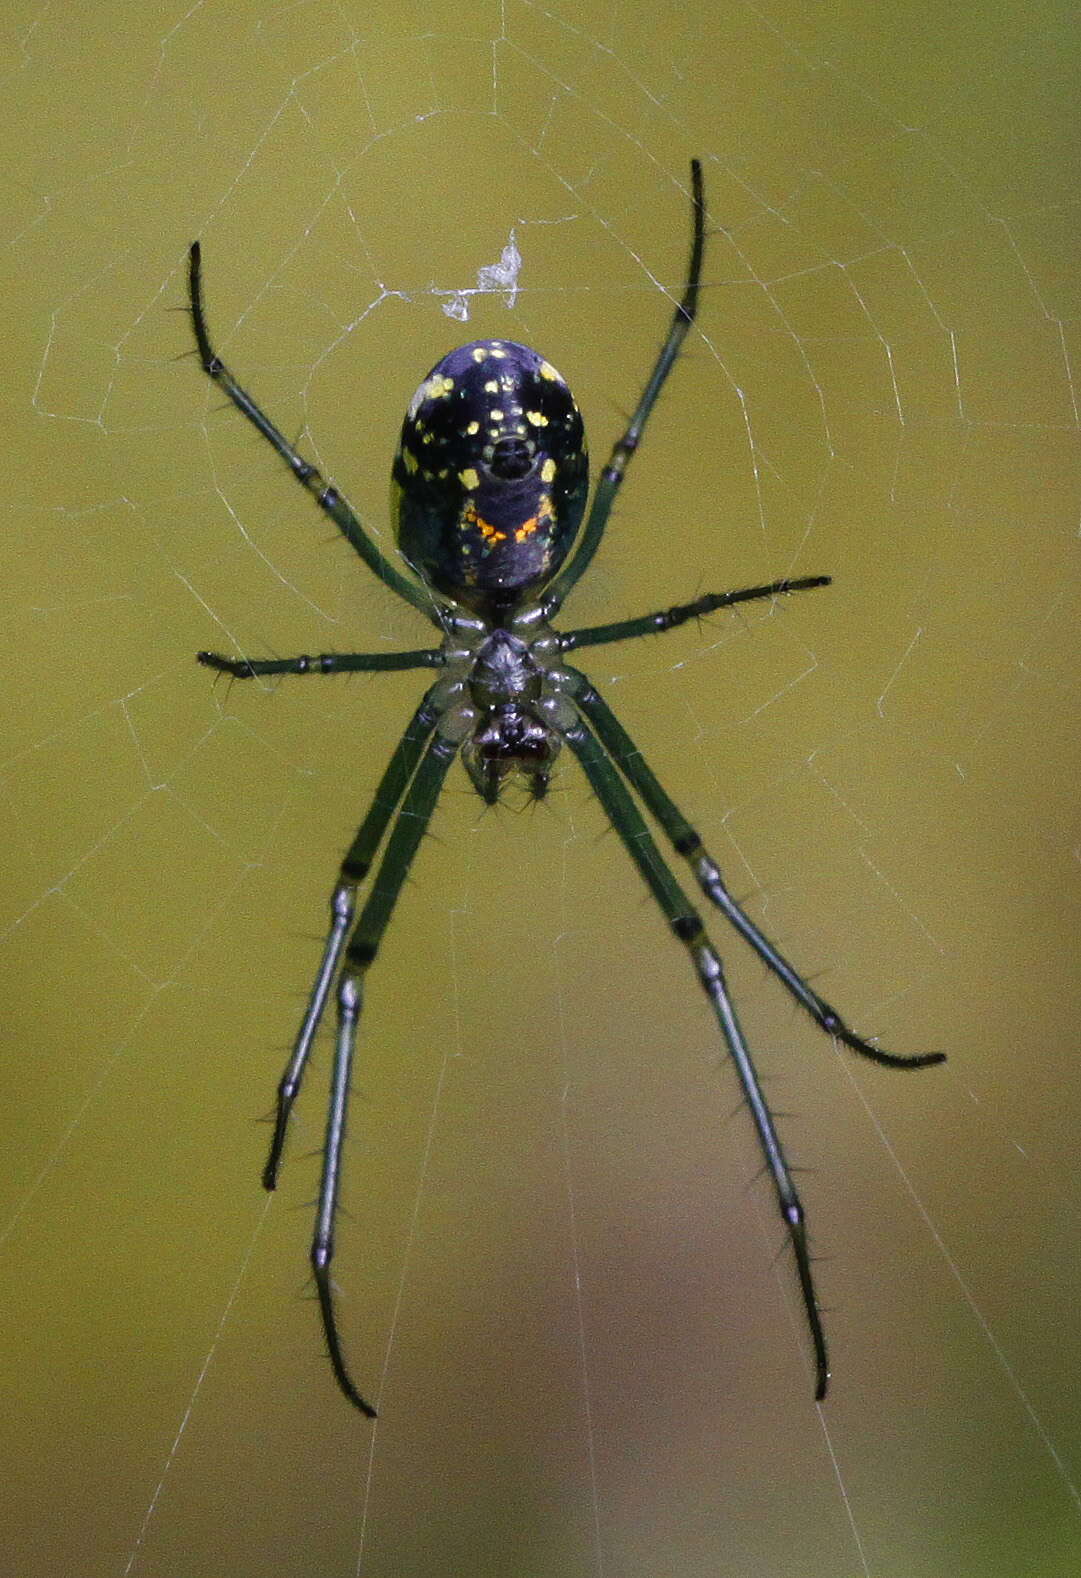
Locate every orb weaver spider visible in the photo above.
<box><xmin>190</xmin><ymin>160</ymin><xmax>945</xmax><ymax>1417</ymax></box>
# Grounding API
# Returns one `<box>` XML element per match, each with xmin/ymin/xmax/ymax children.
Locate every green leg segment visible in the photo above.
<box><xmin>262</xmin><ymin>691</ymin><xmax>442</xmax><ymax>1191</ymax></box>
<box><xmin>189</xmin><ymin>241</ymin><xmax>436</xmax><ymax>621</ymax></box>
<box><xmin>545</xmin><ymin>160</ymin><xmax>705</xmax><ymax>614</ymax></box>
<box><xmin>567</xmin><ymin>670</ymin><xmax>945</xmax><ymax>1072</ymax></box>
<box><xmin>562</xmin><ymin>711</ymin><xmax>830</xmax><ymax>1399</ymax></box>
<box><xmin>312</xmin><ymin>727</ymin><xmax>458</xmax><ymax>1415</ymax></box>
<box><xmin>559</xmin><ymin>576</ymin><xmax>831</xmax><ymax>653</ymax></box>
<box><xmin>198</xmin><ymin>647</ymin><xmax>442</xmax><ymax>678</ymax></box>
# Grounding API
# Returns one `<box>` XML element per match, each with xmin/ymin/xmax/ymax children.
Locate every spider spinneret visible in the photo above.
<box><xmin>190</xmin><ymin>158</ymin><xmax>945</xmax><ymax>1418</ymax></box>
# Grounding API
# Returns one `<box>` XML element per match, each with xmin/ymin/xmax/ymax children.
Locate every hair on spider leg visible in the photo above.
<box><xmin>472</xmin><ymin>780</ymin><xmax>554</xmax><ymax>819</ymax></box>
<box><xmin>189</xmin><ymin>155</ymin><xmax>944</xmax><ymax>1416</ymax></box>
<box><xmin>764</xmin><ymin>1209</ymin><xmax>833</xmax><ymax>1274</ymax></box>
<box><xmin>170</xmin><ymin>343</ymin><xmax>208</xmax><ymax>369</ymax></box>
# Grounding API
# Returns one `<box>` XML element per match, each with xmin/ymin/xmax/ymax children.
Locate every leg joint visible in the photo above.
<box><xmin>671</xmin><ymin>913</ymin><xmax>701</xmax><ymax>944</ymax></box>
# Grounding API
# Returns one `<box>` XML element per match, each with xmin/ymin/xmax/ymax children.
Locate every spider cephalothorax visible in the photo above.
<box><xmin>446</xmin><ymin>620</ymin><xmax>565</xmax><ymax>802</ymax></box>
<box><xmin>191</xmin><ymin>159</ymin><xmax>945</xmax><ymax>1417</ymax></box>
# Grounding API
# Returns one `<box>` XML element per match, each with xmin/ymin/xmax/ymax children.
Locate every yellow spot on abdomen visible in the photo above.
<box><xmin>425</xmin><ymin>373</ymin><xmax>454</xmax><ymax>401</ymax></box>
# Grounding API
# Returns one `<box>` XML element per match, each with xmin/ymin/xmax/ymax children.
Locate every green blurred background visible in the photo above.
<box><xmin>2</xmin><ymin>1</ymin><xmax>1080</xmax><ymax>1573</ymax></box>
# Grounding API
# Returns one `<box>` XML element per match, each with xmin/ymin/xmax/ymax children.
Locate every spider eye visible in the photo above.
<box><xmin>391</xmin><ymin>338</ymin><xmax>589</xmax><ymax>609</ymax></box>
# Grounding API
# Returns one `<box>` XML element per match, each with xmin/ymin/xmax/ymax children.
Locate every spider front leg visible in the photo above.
<box><xmin>261</xmin><ymin>689</ymin><xmax>459</xmax><ymax>1416</ymax></box>
<box><xmin>310</xmin><ymin>727</ymin><xmax>458</xmax><ymax>1415</ymax></box>
<box><xmin>262</xmin><ymin>691</ymin><xmax>441</xmax><ymax>1187</ymax></box>
<box><xmin>561</xmin><ymin>710</ymin><xmax>830</xmax><ymax>1398</ymax></box>
<box><xmin>569</xmin><ymin>672</ymin><xmax>946</xmax><ymax>1072</ymax></box>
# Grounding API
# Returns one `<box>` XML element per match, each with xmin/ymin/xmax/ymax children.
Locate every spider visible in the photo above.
<box><xmin>190</xmin><ymin>160</ymin><xmax>945</xmax><ymax>1417</ymax></box>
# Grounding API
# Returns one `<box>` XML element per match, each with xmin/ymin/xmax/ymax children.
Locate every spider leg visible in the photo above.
<box><xmin>559</xmin><ymin>576</ymin><xmax>832</xmax><ymax>653</ymax></box>
<box><xmin>545</xmin><ymin>159</ymin><xmax>705</xmax><ymax>615</ymax></box>
<box><xmin>562</xmin><ymin>711</ymin><xmax>829</xmax><ymax>1399</ymax></box>
<box><xmin>188</xmin><ymin>241</ymin><xmax>437</xmax><ymax>623</ymax></box>
<box><xmin>263</xmin><ymin>691</ymin><xmax>442</xmax><ymax>1190</ymax></box>
<box><xmin>197</xmin><ymin>647</ymin><xmax>443</xmax><ymax>679</ymax></box>
<box><xmin>567</xmin><ymin>670</ymin><xmax>946</xmax><ymax>1071</ymax></box>
<box><xmin>313</xmin><ymin>726</ymin><xmax>458</xmax><ymax>1415</ymax></box>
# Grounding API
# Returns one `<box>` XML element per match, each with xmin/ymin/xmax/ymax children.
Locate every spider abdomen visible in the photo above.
<box><xmin>391</xmin><ymin>339</ymin><xmax>588</xmax><ymax>612</ymax></box>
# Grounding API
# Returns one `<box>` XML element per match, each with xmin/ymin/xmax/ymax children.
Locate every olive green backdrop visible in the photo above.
<box><xmin>2</xmin><ymin>2</ymin><xmax>1079</xmax><ymax>1574</ymax></box>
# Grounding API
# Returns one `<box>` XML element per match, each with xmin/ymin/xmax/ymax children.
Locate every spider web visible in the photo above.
<box><xmin>2</xmin><ymin>1</ymin><xmax>1080</xmax><ymax>1574</ymax></box>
